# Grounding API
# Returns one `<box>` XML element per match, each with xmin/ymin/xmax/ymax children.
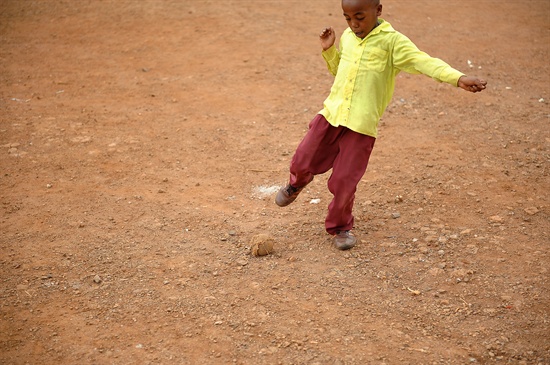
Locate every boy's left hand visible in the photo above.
<box><xmin>458</xmin><ymin>76</ymin><xmax>487</xmax><ymax>93</ymax></box>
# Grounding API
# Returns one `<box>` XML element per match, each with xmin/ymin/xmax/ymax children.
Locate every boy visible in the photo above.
<box><xmin>276</xmin><ymin>0</ymin><xmax>487</xmax><ymax>250</ymax></box>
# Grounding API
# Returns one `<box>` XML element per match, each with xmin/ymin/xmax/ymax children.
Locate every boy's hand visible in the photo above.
<box><xmin>320</xmin><ymin>27</ymin><xmax>336</xmax><ymax>51</ymax></box>
<box><xmin>458</xmin><ymin>76</ymin><xmax>487</xmax><ymax>93</ymax></box>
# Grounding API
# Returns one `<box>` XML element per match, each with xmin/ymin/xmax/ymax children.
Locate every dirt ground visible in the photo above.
<box><xmin>1</xmin><ymin>1</ymin><xmax>549</xmax><ymax>364</ymax></box>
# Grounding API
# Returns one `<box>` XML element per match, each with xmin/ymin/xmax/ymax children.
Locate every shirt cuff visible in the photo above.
<box><xmin>322</xmin><ymin>45</ymin><xmax>338</xmax><ymax>61</ymax></box>
<box><xmin>439</xmin><ymin>68</ymin><xmax>465</xmax><ymax>87</ymax></box>
<box><xmin>322</xmin><ymin>46</ymin><xmax>339</xmax><ymax>73</ymax></box>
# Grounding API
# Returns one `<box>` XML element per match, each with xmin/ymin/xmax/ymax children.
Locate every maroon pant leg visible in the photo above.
<box><xmin>325</xmin><ymin>128</ymin><xmax>375</xmax><ymax>234</ymax></box>
<box><xmin>288</xmin><ymin>114</ymin><xmax>344</xmax><ymax>187</ymax></box>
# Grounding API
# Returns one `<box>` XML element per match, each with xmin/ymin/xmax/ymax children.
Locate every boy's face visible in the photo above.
<box><xmin>341</xmin><ymin>0</ymin><xmax>382</xmax><ymax>39</ymax></box>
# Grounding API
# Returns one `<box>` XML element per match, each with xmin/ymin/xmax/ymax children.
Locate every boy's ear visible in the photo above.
<box><xmin>377</xmin><ymin>4</ymin><xmax>383</xmax><ymax>16</ymax></box>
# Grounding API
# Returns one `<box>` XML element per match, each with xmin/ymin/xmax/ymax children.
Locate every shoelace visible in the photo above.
<box><xmin>286</xmin><ymin>185</ymin><xmax>300</xmax><ymax>195</ymax></box>
<box><xmin>337</xmin><ymin>230</ymin><xmax>351</xmax><ymax>235</ymax></box>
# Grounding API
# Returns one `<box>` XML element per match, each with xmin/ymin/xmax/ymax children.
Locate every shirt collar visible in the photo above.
<box><xmin>347</xmin><ymin>18</ymin><xmax>394</xmax><ymax>43</ymax></box>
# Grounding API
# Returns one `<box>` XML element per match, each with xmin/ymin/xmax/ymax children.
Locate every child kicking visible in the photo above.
<box><xmin>275</xmin><ymin>0</ymin><xmax>487</xmax><ymax>250</ymax></box>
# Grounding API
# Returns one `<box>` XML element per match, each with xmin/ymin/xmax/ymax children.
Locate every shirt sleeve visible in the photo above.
<box><xmin>322</xmin><ymin>45</ymin><xmax>340</xmax><ymax>77</ymax></box>
<box><xmin>391</xmin><ymin>33</ymin><xmax>464</xmax><ymax>86</ymax></box>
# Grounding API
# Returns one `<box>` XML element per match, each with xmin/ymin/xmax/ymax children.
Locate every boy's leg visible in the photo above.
<box><xmin>277</xmin><ymin>115</ymin><xmax>343</xmax><ymax>207</ymax></box>
<box><xmin>325</xmin><ymin>130</ymin><xmax>375</xmax><ymax>235</ymax></box>
<box><xmin>289</xmin><ymin>114</ymin><xmax>342</xmax><ymax>187</ymax></box>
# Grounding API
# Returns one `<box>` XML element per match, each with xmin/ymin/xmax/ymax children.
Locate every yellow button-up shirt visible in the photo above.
<box><xmin>319</xmin><ymin>19</ymin><xmax>464</xmax><ymax>138</ymax></box>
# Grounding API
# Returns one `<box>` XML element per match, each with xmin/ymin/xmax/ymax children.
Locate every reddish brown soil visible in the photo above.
<box><xmin>1</xmin><ymin>1</ymin><xmax>549</xmax><ymax>364</ymax></box>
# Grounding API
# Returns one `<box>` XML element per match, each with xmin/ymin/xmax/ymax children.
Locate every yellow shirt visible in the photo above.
<box><xmin>319</xmin><ymin>19</ymin><xmax>464</xmax><ymax>138</ymax></box>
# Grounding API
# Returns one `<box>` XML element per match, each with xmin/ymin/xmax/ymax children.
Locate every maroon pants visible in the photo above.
<box><xmin>289</xmin><ymin>114</ymin><xmax>376</xmax><ymax>235</ymax></box>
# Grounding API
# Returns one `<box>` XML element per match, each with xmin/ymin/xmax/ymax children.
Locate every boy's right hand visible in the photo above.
<box><xmin>320</xmin><ymin>27</ymin><xmax>336</xmax><ymax>51</ymax></box>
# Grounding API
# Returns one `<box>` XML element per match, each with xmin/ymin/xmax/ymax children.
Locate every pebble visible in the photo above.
<box><xmin>429</xmin><ymin>268</ymin><xmax>444</xmax><ymax>276</ymax></box>
<box><xmin>424</xmin><ymin>236</ymin><xmax>437</xmax><ymax>243</ymax></box>
<box><xmin>391</xmin><ymin>212</ymin><xmax>401</xmax><ymax>219</ymax></box>
<box><xmin>2</xmin><ymin>142</ymin><xmax>20</xmax><ymax>148</ymax></box>
<box><xmin>236</xmin><ymin>259</ymin><xmax>248</xmax><ymax>266</ymax></box>
<box><xmin>93</xmin><ymin>275</ymin><xmax>102</xmax><ymax>284</ymax></box>
<box><xmin>524</xmin><ymin>207</ymin><xmax>539</xmax><ymax>215</ymax></box>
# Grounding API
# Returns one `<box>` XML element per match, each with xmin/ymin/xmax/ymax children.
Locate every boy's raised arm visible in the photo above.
<box><xmin>320</xmin><ymin>27</ymin><xmax>340</xmax><ymax>77</ymax></box>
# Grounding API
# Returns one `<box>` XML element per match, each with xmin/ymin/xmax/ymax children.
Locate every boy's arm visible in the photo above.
<box><xmin>320</xmin><ymin>27</ymin><xmax>340</xmax><ymax>76</ymax></box>
<box><xmin>392</xmin><ymin>34</ymin><xmax>486</xmax><ymax>92</ymax></box>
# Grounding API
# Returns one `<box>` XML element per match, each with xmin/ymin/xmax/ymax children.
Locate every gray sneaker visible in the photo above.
<box><xmin>334</xmin><ymin>230</ymin><xmax>356</xmax><ymax>250</ymax></box>
<box><xmin>275</xmin><ymin>184</ymin><xmax>304</xmax><ymax>207</ymax></box>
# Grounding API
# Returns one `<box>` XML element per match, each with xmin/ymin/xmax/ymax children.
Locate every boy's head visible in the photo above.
<box><xmin>341</xmin><ymin>0</ymin><xmax>382</xmax><ymax>39</ymax></box>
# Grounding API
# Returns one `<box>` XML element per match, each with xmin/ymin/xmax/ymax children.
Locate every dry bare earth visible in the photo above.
<box><xmin>1</xmin><ymin>1</ymin><xmax>549</xmax><ymax>364</ymax></box>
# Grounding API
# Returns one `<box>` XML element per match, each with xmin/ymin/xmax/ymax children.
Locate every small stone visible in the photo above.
<box><xmin>236</xmin><ymin>259</ymin><xmax>248</xmax><ymax>266</ymax></box>
<box><xmin>391</xmin><ymin>212</ymin><xmax>401</xmax><ymax>219</ymax></box>
<box><xmin>524</xmin><ymin>207</ymin><xmax>539</xmax><ymax>215</ymax></box>
<box><xmin>429</xmin><ymin>267</ymin><xmax>444</xmax><ymax>276</ymax></box>
<box><xmin>489</xmin><ymin>215</ymin><xmax>504</xmax><ymax>223</ymax></box>
<box><xmin>424</xmin><ymin>235</ymin><xmax>437</xmax><ymax>243</ymax></box>
<box><xmin>93</xmin><ymin>275</ymin><xmax>102</xmax><ymax>284</ymax></box>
